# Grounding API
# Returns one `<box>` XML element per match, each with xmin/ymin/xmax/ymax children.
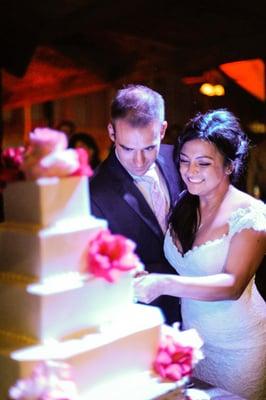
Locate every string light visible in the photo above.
<box><xmin>199</xmin><ymin>83</ymin><xmax>225</xmax><ymax>96</ymax></box>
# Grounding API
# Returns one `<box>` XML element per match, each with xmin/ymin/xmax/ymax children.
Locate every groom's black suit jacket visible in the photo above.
<box><xmin>90</xmin><ymin>144</ymin><xmax>183</xmax><ymax>324</ymax></box>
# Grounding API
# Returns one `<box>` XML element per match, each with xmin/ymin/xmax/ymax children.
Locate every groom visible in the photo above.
<box><xmin>90</xmin><ymin>84</ymin><xmax>183</xmax><ymax>324</ymax></box>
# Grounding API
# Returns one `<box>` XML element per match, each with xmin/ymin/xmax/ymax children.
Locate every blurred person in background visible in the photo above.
<box><xmin>69</xmin><ymin>132</ymin><xmax>101</xmax><ymax>169</ymax></box>
<box><xmin>56</xmin><ymin>120</ymin><xmax>76</xmax><ymax>141</ymax></box>
<box><xmin>246</xmin><ymin>138</ymin><xmax>266</xmax><ymax>202</ymax></box>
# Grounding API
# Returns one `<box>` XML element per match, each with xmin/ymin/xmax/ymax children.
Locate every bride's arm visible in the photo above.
<box><xmin>134</xmin><ymin>229</ymin><xmax>265</xmax><ymax>303</ymax></box>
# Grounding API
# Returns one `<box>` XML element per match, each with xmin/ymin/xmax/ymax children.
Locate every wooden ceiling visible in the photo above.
<box><xmin>1</xmin><ymin>1</ymin><xmax>266</xmax><ymax>78</ymax></box>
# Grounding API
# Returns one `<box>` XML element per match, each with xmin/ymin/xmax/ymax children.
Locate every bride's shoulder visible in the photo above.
<box><xmin>226</xmin><ymin>188</ymin><xmax>266</xmax><ymax>234</ymax></box>
<box><xmin>227</xmin><ymin>187</ymin><xmax>265</xmax><ymax>213</ymax></box>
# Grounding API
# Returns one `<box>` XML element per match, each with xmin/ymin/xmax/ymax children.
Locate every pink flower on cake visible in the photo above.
<box><xmin>0</xmin><ymin>127</ymin><xmax>93</xmax><ymax>182</ymax></box>
<box><xmin>8</xmin><ymin>360</ymin><xmax>78</xmax><ymax>400</ymax></box>
<box><xmin>87</xmin><ymin>229</ymin><xmax>142</xmax><ymax>283</ymax></box>
<box><xmin>22</xmin><ymin>148</ymin><xmax>81</xmax><ymax>179</ymax></box>
<box><xmin>71</xmin><ymin>148</ymin><xmax>93</xmax><ymax>177</ymax></box>
<box><xmin>2</xmin><ymin>147</ymin><xmax>25</xmax><ymax>169</ymax></box>
<box><xmin>154</xmin><ymin>336</ymin><xmax>193</xmax><ymax>381</ymax></box>
<box><xmin>22</xmin><ymin>128</ymin><xmax>79</xmax><ymax>179</ymax></box>
<box><xmin>27</xmin><ymin>128</ymin><xmax>68</xmax><ymax>155</ymax></box>
<box><xmin>0</xmin><ymin>147</ymin><xmax>25</xmax><ymax>190</ymax></box>
<box><xmin>153</xmin><ymin>324</ymin><xmax>204</xmax><ymax>382</ymax></box>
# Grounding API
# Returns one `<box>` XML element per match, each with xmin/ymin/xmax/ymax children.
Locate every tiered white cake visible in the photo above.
<box><xmin>0</xmin><ymin>176</ymin><xmax>163</xmax><ymax>399</ymax></box>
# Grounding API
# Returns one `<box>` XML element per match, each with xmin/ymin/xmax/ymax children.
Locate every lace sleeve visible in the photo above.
<box><xmin>228</xmin><ymin>200</ymin><xmax>266</xmax><ymax>238</ymax></box>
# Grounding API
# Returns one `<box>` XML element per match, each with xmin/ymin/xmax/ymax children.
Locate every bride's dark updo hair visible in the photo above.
<box><xmin>169</xmin><ymin>108</ymin><xmax>249</xmax><ymax>254</ymax></box>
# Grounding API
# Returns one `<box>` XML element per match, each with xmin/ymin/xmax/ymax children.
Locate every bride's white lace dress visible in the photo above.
<box><xmin>164</xmin><ymin>200</ymin><xmax>266</xmax><ymax>400</ymax></box>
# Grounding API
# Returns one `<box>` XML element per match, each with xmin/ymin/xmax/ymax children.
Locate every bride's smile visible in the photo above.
<box><xmin>179</xmin><ymin>138</ymin><xmax>231</xmax><ymax>197</ymax></box>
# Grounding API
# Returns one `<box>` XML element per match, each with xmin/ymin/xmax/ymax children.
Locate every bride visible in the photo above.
<box><xmin>134</xmin><ymin>108</ymin><xmax>266</xmax><ymax>400</ymax></box>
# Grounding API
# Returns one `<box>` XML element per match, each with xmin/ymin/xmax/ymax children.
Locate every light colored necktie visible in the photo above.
<box><xmin>136</xmin><ymin>175</ymin><xmax>168</xmax><ymax>232</ymax></box>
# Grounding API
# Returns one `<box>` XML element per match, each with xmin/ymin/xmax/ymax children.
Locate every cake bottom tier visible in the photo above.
<box><xmin>0</xmin><ymin>304</ymin><xmax>164</xmax><ymax>399</ymax></box>
<box><xmin>80</xmin><ymin>370</ymin><xmax>188</xmax><ymax>400</ymax></box>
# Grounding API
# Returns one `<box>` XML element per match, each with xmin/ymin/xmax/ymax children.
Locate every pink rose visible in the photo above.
<box><xmin>20</xmin><ymin>128</ymin><xmax>93</xmax><ymax>179</ymax></box>
<box><xmin>87</xmin><ymin>229</ymin><xmax>141</xmax><ymax>282</ymax></box>
<box><xmin>21</xmin><ymin>128</ymin><xmax>71</xmax><ymax>179</ymax></box>
<box><xmin>1</xmin><ymin>127</ymin><xmax>94</xmax><ymax>183</ymax></box>
<box><xmin>2</xmin><ymin>147</ymin><xmax>25</xmax><ymax>169</ymax></box>
<box><xmin>27</xmin><ymin>128</ymin><xmax>67</xmax><ymax>156</ymax></box>
<box><xmin>8</xmin><ymin>361</ymin><xmax>78</xmax><ymax>400</ymax></box>
<box><xmin>71</xmin><ymin>148</ymin><xmax>93</xmax><ymax>177</ymax></box>
<box><xmin>153</xmin><ymin>334</ymin><xmax>194</xmax><ymax>382</ymax></box>
<box><xmin>0</xmin><ymin>147</ymin><xmax>25</xmax><ymax>189</ymax></box>
<box><xmin>22</xmin><ymin>148</ymin><xmax>80</xmax><ymax>179</ymax></box>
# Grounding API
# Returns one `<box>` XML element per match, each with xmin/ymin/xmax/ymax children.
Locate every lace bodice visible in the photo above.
<box><xmin>164</xmin><ymin>200</ymin><xmax>266</xmax><ymax>277</ymax></box>
<box><xmin>163</xmin><ymin>200</ymin><xmax>266</xmax><ymax>399</ymax></box>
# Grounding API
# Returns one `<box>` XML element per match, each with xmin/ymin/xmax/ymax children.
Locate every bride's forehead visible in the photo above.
<box><xmin>181</xmin><ymin>139</ymin><xmax>219</xmax><ymax>155</ymax></box>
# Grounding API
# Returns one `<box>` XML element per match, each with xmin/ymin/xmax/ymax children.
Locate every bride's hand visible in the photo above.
<box><xmin>134</xmin><ymin>273</ymin><xmax>164</xmax><ymax>303</ymax></box>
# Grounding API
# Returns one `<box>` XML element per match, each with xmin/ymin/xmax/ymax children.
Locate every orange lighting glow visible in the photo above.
<box><xmin>220</xmin><ymin>59</ymin><xmax>265</xmax><ymax>101</ymax></box>
<box><xmin>3</xmin><ymin>46</ymin><xmax>109</xmax><ymax>110</ymax></box>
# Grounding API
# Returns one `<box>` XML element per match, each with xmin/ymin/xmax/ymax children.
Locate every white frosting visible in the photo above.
<box><xmin>4</xmin><ymin>176</ymin><xmax>90</xmax><ymax>226</ymax></box>
<box><xmin>0</xmin><ymin>215</ymin><xmax>107</xmax><ymax>280</ymax></box>
<box><xmin>0</xmin><ymin>269</ymin><xmax>134</xmax><ymax>343</ymax></box>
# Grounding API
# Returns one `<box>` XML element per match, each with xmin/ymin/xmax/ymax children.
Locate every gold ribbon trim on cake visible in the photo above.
<box><xmin>0</xmin><ymin>326</ymin><xmax>101</xmax><ymax>349</ymax></box>
<box><xmin>0</xmin><ymin>328</ymin><xmax>38</xmax><ymax>346</ymax></box>
<box><xmin>0</xmin><ymin>272</ymin><xmax>37</xmax><ymax>286</ymax></box>
<box><xmin>0</xmin><ymin>221</ymin><xmax>41</xmax><ymax>232</ymax></box>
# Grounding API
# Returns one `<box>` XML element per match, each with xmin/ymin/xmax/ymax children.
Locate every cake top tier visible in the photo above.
<box><xmin>3</xmin><ymin>176</ymin><xmax>90</xmax><ymax>226</ymax></box>
<box><xmin>1</xmin><ymin>128</ymin><xmax>93</xmax><ymax>226</ymax></box>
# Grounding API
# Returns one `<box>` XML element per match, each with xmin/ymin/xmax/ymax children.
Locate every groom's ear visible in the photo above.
<box><xmin>160</xmin><ymin>121</ymin><xmax>168</xmax><ymax>140</ymax></box>
<box><xmin>108</xmin><ymin>123</ymin><xmax>115</xmax><ymax>142</ymax></box>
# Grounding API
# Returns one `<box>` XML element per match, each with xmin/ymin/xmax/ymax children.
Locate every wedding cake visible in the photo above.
<box><xmin>0</xmin><ymin>174</ymin><xmax>165</xmax><ymax>399</ymax></box>
<box><xmin>0</xmin><ymin>129</ymin><xmax>202</xmax><ymax>400</ymax></box>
